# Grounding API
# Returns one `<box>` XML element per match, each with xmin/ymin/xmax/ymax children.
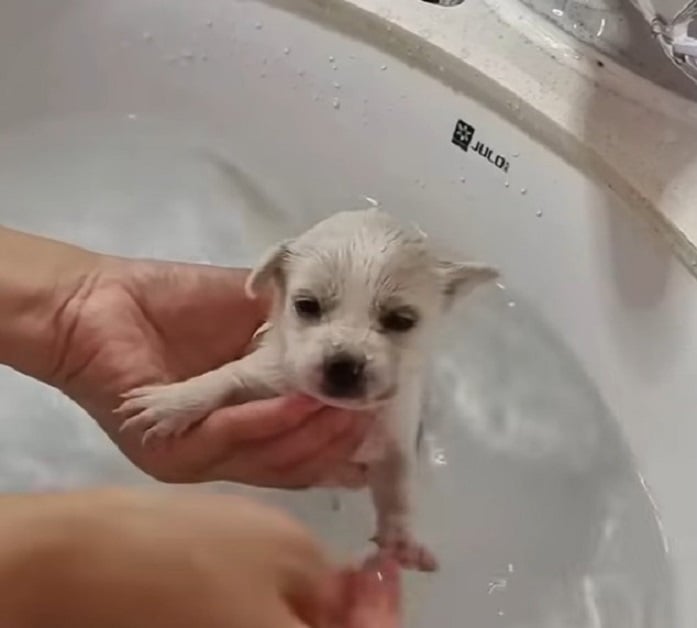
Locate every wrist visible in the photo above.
<box><xmin>0</xmin><ymin>227</ymin><xmax>104</xmax><ymax>383</ymax></box>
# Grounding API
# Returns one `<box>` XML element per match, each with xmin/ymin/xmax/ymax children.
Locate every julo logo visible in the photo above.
<box><xmin>451</xmin><ymin>119</ymin><xmax>510</xmax><ymax>173</ymax></box>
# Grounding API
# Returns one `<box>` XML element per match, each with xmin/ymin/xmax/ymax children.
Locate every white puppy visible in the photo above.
<box><xmin>116</xmin><ymin>209</ymin><xmax>498</xmax><ymax>571</ymax></box>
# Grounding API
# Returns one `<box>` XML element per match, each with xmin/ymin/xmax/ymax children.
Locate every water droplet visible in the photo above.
<box><xmin>380</xmin><ymin>64</ymin><xmax>388</xmax><ymax>71</ymax></box>
<box><xmin>127</xmin><ymin>113</ymin><xmax>137</xmax><ymax>121</ymax></box>
<box><xmin>328</xmin><ymin>55</ymin><xmax>335</xmax><ymax>62</ymax></box>
<box><xmin>332</xmin><ymin>65</ymin><xmax>338</xmax><ymax>71</ymax></box>
<box><xmin>255</xmin><ymin>21</ymin><xmax>263</xmax><ymax>30</ymax></box>
<box><xmin>512</xmin><ymin>151</ymin><xmax>520</xmax><ymax>158</ymax></box>
<box><xmin>283</xmin><ymin>47</ymin><xmax>291</xmax><ymax>55</ymax></box>
<box><xmin>333</xmin><ymin>81</ymin><xmax>341</xmax><ymax>89</ymax></box>
<box><xmin>332</xmin><ymin>97</ymin><xmax>341</xmax><ymax>109</ymax></box>
<box><xmin>507</xmin><ymin>300</ymin><xmax>516</xmax><ymax>308</ymax></box>
<box><xmin>520</xmin><ymin>187</ymin><xmax>527</xmax><ymax>195</ymax></box>
<box><xmin>496</xmin><ymin>282</ymin><xmax>507</xmax><ymax>291</ymax></box>
<box><xmin>364</xmin><ymin>196</ymin><xmax>379</xmax><ymax>207</ymax></box>
<box><xmin>488</xmin><ymin>578</ymin><xmax>507</xmax><ymax>594</ymax></box>
<box><xmin>507</xmin><ymin>563</ymin><xmax>514</xmax><ymax>573</ymax></box>
<box><xmin>142</xmin><ymin>31</ymin><xmax>153</xmax><ymax>42</ymax></box>
<box><xmin>504</xmin><ymin>181</ymin><xmax>510</xmax><ymax>188</ymax></box>
<box><xmin>432</xmin><ymin>449</ymin><xmax>447</xmax><ymax>465</ymax></box>
<box><xmin>460</xmin><ymin>176</ymin><xmax>466</xmax><ymax>183</ymax></box>
<box><xmin>535</xmin><ymin>209</ymin><xmax>543</xmax><ymax>217</ymax></box>
<box><xmin>498</xmin><ymin>611</ymin><xmax>505</xmax><ymax>617</ymax></box>
<box><xmin>181</xmin><ymin>48</ymin><xmax>194</xmax><ymax>60</ymax></box>
<box><xmin>205</xmin><ymin>20</ymin><xmax>214</xmax><ymax>28</ymax></box>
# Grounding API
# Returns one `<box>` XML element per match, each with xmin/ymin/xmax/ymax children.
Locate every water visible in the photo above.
<box><xmin>0</xmin><ymin>115</ymin><xmax>671</xmax><ymax>627</ymax></box>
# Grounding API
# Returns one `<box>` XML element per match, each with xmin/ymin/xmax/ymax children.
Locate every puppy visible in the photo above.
<box><xmin>116</xmin><ymin>209</ymin><xmax>498</xmax><ymax>571</ymax></box>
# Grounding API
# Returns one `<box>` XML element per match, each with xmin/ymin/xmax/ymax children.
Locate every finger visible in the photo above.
<box><xmin>129</xmin><ymin>395</ymin><xmax>324</xmax><ymax>481</ymax></box>
<box><xmin>283</xmin><ymin>557</ymin><xmax>344</xmax><ymax>628</ymax></box>
<box><xmin>263</xmin><ymin>409</ymin><xmax>371</xmax><ymax>473</ymax></box>
<box><xmin>345</xmin><ymin>554</ymin><xmax>402</xmax><ymax>628</ymax></box>
<box><xmin>279</xmin><ymin>423</ymin><xmax>371</xmax><ymax>488</ymax></box>
<box><xmin>260</xmin><ymin>601</ymin><xmax>311</xmax><ymax>628</ymax></box>
<box><xmin>315</xmin><ymin>462</ymin><xmax>369</xmax><ymax>489</ymax></box>
<box><xmin>207</xmin><ymin>410</ymin><xmax>370</xmax><ymax>488</ymax></box>
<box><xmin>195</xmin><ymin>394</ymin><xmax>323</xmax><ymax>446</ymax></box>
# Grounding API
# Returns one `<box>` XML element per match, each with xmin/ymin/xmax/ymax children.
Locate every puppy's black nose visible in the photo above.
<box><xmin>323</xmin><ymin>352</ymin><xmax>366</xmax><ymax>397</ymax></box>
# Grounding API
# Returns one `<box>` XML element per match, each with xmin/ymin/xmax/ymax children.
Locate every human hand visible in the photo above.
<box><xmin>340</xmin><ymin>554</ymin><xmax>402</xmax><ymax>628</ymax></box>
<box><xmin>0</xmin><ymin>488</ymin><xmax>344</xmax><ymax>628</ymax></box>
<box><xmin>46</xmin><ymin>255</ymin><xmax>371</xmax><ymax>487</ymax></box>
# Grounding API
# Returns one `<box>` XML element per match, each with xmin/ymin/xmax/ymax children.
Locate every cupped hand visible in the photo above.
<box><xmin>50</xmin><ymin>256</ymin><xmax>371</xmax><ymax>487</ymax></box>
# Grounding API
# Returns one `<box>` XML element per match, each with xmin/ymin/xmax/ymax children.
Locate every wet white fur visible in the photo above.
<box><xmin>117</xmin><ymin>209</ymin><xmax>498</xmax><ymax>571</ymax></box>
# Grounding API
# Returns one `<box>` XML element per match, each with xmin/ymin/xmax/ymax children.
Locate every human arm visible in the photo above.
<box><xmin>0</xmin><ymin>226</ymin><xmax>98</xmax><ymax>382</ymax></box>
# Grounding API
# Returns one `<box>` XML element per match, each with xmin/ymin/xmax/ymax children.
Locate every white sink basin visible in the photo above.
<box><xmin>0</xmin><ymin>1</ymin><xmax>694</xmax><ymax>626</ymax></box>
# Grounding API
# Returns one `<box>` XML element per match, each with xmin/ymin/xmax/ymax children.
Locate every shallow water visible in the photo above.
<box><xmin>0</xmin><ymin>115</ymin><xmax>672</xmax><ymax>627</ymax></box>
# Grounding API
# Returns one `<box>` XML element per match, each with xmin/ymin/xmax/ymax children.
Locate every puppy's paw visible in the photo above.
<box><xmin>115</xmin><ymin>383</ymin><xmax>212</xmax><ymax>446</ymax></box>
<box><xmin>372</xmin><ymin>523</ymin><xmax>438</xmax><ymax>573</ymax></box>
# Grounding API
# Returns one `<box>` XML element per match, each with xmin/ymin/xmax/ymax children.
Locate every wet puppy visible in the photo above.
<box><xmin>117</xmin><ymin>209</ymin><xmax>498</xmax><ymax>571</ymax></box>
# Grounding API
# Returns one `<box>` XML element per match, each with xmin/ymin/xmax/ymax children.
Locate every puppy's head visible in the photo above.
<box><xmin>246</xmin><ymin>209</ymin><xmax>498</xmax><ymax>409</ymax></box>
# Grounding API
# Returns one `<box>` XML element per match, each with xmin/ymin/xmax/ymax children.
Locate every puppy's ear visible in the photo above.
<box><xmin>245</xmin><ymin>239</ymin><xmax>293</xmax><ymax>299</ymax></box>
<box><xmin>437</xmin><ymin>261</ymin><xmax>499</xmax><ymax>304</ymax></box>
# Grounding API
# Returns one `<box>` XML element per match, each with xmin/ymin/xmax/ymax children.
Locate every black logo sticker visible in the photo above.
<box><xmin>451</xmin><ymin>119</ymin><xmax>510</xmax><ymax>173</ymax></box>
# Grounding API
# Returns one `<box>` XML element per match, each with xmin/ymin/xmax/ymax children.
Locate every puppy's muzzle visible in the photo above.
<box><xmin>322</xmin><ymin>351</ymin><xmax>366</xmax><ymax>398</ymax></box>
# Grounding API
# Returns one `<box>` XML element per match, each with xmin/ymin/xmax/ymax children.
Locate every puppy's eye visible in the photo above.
<box><xmin>294</xmin><ymin>297</ymin><xmax>322</xmax><ymax>319</ymax></box>
<box><xmin>380</xmin><ymin>310</ymin><xmax>418</xmax><ymax>333</ymax></box>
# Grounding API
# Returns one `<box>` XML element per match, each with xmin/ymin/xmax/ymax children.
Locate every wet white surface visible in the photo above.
<box><xmin>0</xmin><ymin>118</ymin><xmax>671</xmax><ymax>627</ymax></box>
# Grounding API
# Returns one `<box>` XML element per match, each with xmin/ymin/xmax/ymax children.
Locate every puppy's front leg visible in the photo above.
<box><xmin>369</xmin><ymin>445</ymin><xmax>437</xmax><ymax>572</ymax></box>
<box><xmin>369</xmin><ymin>379</ymin><xmax>438</xmax><ymax>572</ymax></box>
<box><xmin>115</xmin><ymin>344</ymin><xmax>281</xmax><ymax>445</ymax></box>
